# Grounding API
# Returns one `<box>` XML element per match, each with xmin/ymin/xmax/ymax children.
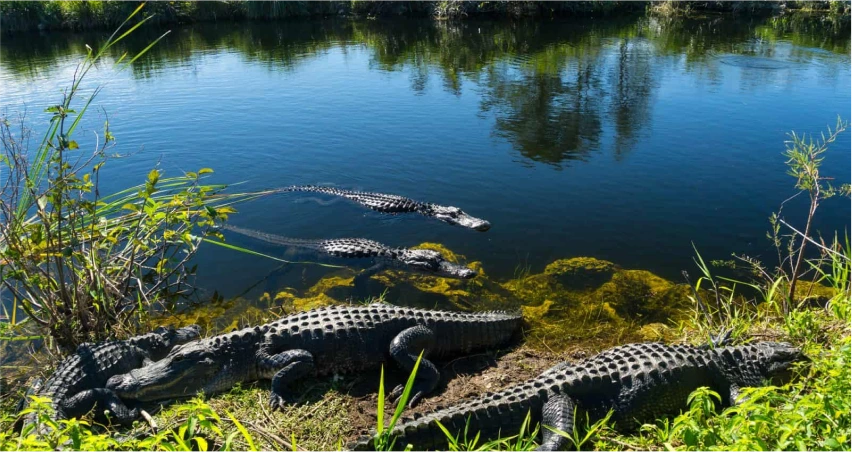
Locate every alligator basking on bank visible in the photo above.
<box><xmin>107</xmin><ymin>303</ymin><xmax>522</xmax><ymax>410</ymax></box>
<box><xmin>273</xmin><ymin>185</ymin><xmax>491</xmax><ymax>231</ymax></box>
<box><xmin>18</xmin><ymin>325</ymin><xmax>200</xmax><ymax>431</ymax></box>
<box><xmin>220</xmin><ymin>224</ymin><xmax>478</xmax><ymax>284</ymax></box>
<box><xmin>352</xmin><ymin>341</ymin><xmax>807</xmax><ymax>451</ymax></box>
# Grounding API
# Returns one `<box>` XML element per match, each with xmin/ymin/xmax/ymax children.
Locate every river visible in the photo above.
<box><xmin>1</xmin><ymin>15</ymin><xmax>849</xmax><ymax>307</ymax></box>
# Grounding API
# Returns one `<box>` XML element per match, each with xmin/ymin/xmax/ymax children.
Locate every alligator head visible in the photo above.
<box><xmin>159</xmin><ymin>324</ymin><xmax>202</xmax><ymax>345</ymax></box>
<box><xmin>130</xmin><ymin>324</ymin><xmax>202</xmax><ymax>361</ymax></box>
<box><xmin>755</xmin><ymin>341</ymin><xmax>808</xmax><ymax>384</ymax></box>
<box><xmin>107</xmin><ymin>339</ymin><xmax>228</xmax><ymax>402</ymax></box>
<box><xmin>400</xmin><ymin>249</ymin><xmax>477</xmax><ymax>279</ymax></box>
<box><xmin>426</xmin><ymin>205</ymin><xmax>491</xmax><ymax>231</ymax></box>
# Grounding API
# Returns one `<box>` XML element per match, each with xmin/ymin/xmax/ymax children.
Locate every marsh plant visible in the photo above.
<box><xmin>684</xmin><ymin>119</ymin><xmax>850</xmax><ymax>339</ymax></box>
<box><xmin>0</xmin><ymin>4</ymin><xmax>254</xmax><ymax>350</ymax></box>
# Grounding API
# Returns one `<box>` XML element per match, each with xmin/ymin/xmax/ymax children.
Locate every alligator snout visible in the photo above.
<box><xmin>437</xmin><ymin>261</ymin><xmax>478</xmax><ymax>279</ymax></box>
<box><xmin>458</xmin><ymin>267</ymin><xmax>478</xmax><ymax>279</ymax></box>
<box><xmin>474</xmin><ymin>221</ymin><xmax>491</xmax><ymax>232</ymax></box>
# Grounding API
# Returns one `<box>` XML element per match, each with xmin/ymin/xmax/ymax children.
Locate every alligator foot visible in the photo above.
<box><xmin>389</xmin><ymin>325</ymin><xmax>439</xmax><ymax>408</ymax></box>
<box><xmin>353</xmin><ymin>263</ymin><xmax>385</xmax><ymax>298</ymax></box>
<box><xmin>62</xmin><ymin>388</ymin><xmax>140</xmax><ymax>426</ymax></box>
<box><xmin>260</xmin><ymin>349</ymin><xmax>316</xmax><ymax>411</ymax></box>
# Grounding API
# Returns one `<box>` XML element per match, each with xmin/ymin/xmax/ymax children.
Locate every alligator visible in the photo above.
<box><xmin>107</xmin><ymin>303</ymin><xmax>522</xmax><ymax>411</ymax></box>
<box><xmin>351</xmin><ymin>341</ymin><xmax>806</xmax><ymax>451</ymax></box>
<box><xmin>220</xmin><ymin>224</ymin><xmax>478</xmax><ymax>284</ymax></box>
<box><xmin>274</xmin><ymin>185</ymin><xmax>491</xmax><ymax>231</ymax></box>
<box><xmin>18</xmin><ymin>325</ymin><xmax>201</xmax><ymax>431</ymax></box>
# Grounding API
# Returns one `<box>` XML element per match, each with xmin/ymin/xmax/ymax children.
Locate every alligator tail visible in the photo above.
<box><xmin>270</xmin><ymin>185</ymin><xmax>324</xmax><ymax>194</ymax></box>
<box><xmin>351</xmin><ymin>389</ymin><xmax>540</xmax><ymax>451</ymax></box>
<box><xmin>14</xmin><ymin>378</ymin><xmax>43</xmax><ymax>433</ymax></box>
<box><xmin>220</xmin><ymin>224</ymin><xmax>325</xmax><ymax>251</ymax></box>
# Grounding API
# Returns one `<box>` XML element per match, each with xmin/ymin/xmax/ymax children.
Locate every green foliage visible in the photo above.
<box><xmin>435</xmin><ymin>410</ymin><xmax>541</xmax><ymax>451</ymax></box>
<box><xmin>374</xmin><ymin>351</ymin><xmax>422</xmax><ymax>451</ymax></box>
<box><xmin>0</xmin><ymin>395</ymin><xmax>259</xmax><ymax>452</ymax></box>
<box><xmin>0</xmin><ymin>5</ymin><xmax>258</xmax><ymax>350</ymax></box>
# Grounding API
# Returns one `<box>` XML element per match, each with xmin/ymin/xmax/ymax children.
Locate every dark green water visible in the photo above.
<box><xmin>1</xmin><ymin>15</ymin><xmax>850</xmax><ymax>300</ymax></box>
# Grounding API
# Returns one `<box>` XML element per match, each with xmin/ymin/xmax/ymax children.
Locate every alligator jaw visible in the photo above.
<box><xmin>760</xmin><ymin>342</ymin><xmax>808</xmax><ymax>383</ymax></box>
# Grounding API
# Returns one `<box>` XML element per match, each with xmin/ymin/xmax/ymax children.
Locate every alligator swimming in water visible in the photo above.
<box><xmin>19</xmin><ymin>325</ymin><xmax>200</xmax><ymax>431</ymax></box>
<box><xmin>220</xmin><ymin>224</ymin><xmax>478</xmax><ymax>284</ymax></box>
<box><xmin>274</xmin><ymin>185</ymin><xmax>491</xmax><ymax>231</ymax></box>
<box><xmin>351</xmin><ymin>341</ymin><xmax>806</xmax><ymax>451</ymax></box>
<box><xmin>107</xmin><ymin>303</ymin><xmax>522</xmax><ymax>410</ymax></box>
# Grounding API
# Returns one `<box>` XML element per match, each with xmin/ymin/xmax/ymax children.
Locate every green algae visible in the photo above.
<box><xmin>499</xmin><ymin>257</ymin><xmax>687</xmax><ymax>346</ymax></box>
<box><xmin>153</xmin><ymin>247</ymin><xmax>692</xmax><ymax>354</ymax></box>
<box><xmin>543</xmin><ymin>257</ymin><xmax>618</xmax><ymax>290</ymax></box>
<box><xmin>793</xmin><ymin>280</ymin><xmax>838</xmax><ymax>306</ymax></box>
<box><xmin>146</xmin><ymin>298</ymin><xmax>277</xmax><ymax>334</ymax></box>
<box><xmin>241</xmin><ymin>249</ymin><xmax>693</xmax><ymax>353</ymax></box>
<box><xmin>598</xmin><ymin>270</ymin><xmax>691</xmax><ymax>323</ymax></box>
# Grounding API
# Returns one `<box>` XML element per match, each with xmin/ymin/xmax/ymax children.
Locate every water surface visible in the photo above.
<box><xmin>2</xmin><ymin>15</ymin><xmax>849</xmax><ymax>303</ymax></box>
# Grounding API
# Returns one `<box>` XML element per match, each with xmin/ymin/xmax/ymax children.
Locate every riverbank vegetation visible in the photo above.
<box><xmin>0</xmin><ymin>4</ymin><xmax>258</xmax><ymax>351</ymax></box>
<box><xmin>1</xmin><ymin>1</ymin><xmax>849</xmax><ymax>33</ymax></box>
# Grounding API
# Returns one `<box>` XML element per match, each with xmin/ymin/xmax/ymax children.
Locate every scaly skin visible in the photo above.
<box><xmin>20</xmin><ymin>325</ymin><xmax>200</xmax><ymax>430</ymax></box>
<box><xmin>276</xmin><ymin>185</ymin><xmax>491</xmax><ymax>231</ymax></box>
<box><xmin>351</xmin><ymin>342</ymin><xmax>807</xmax><ymax>451</ymax></box>
<box><xmin>221</xmin><ymin>224</ymin><xmax>478</xmax><ymax>281</ymax></box>
<box><xmin>107</xmin><ymin>303</ymin><xmax>522</xmax><ymax>410</ymax></box>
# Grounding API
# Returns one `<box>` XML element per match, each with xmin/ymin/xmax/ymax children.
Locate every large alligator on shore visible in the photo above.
<box><xmin>19</xmin><ymin>325</ymin><xmax>200</xmax><ymax>431</ymax></box>
<box><xmin>220</xmin><ymin>224</ymin><xmax>478</xmax><ymax>283</ymax></box>
<box><xmin>274</xmin><ymin>185</ymin><xmax>491</xmax><ymax>231</ymax></box>
<box><xmin>107</xmin><ymin>303</ymin><xmax>522</xmax><ymax>410</ymax></box>
<box><xmin>351</xmin><ymin>341</ymin><xmax>807</xmax><ymax>451</ymax></box>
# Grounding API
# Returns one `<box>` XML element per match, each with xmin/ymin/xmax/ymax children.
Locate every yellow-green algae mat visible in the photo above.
<box><xmin>145</xmin><ymin>243</ymin><xmax>695</xmax><ymax>449</ymax></box>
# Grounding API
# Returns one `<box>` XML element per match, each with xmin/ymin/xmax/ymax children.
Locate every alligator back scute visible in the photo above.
<box><xmin>352</xmin><ymin>194</ymin><xmax>421</xmax><ymax>213</ymax></box>
<box><xmin>564</xmin><ymin>343</ymin><xmax>719</xmax><ymax>429</ymax></box>
<box><xmin>321</xmin><ymin>238</ymin><xmax>392</xmax><ymax>259</ymax></box>
<box><xmin>265</xmin><ymin>304</ymin><xmax>521</xmax><ymax>375</ymax></box>
<box><xmin>287</xmin><ymin>186</ymin><xmax>423</xmax><ymax>213</ymax></box>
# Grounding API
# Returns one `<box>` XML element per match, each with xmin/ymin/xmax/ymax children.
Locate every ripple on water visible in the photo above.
<box><xmin>715</xmin><ymin>53</ymin><xmax>801</xmax><ymax>70</ymax></box>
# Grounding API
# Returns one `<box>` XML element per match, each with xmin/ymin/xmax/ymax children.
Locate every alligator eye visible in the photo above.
<box><xmin>172</xmin><ymin>355</ymin><xmax>185</xmax><ymax>362</ymax></box>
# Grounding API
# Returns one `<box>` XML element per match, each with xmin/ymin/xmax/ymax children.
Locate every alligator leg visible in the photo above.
<box><xmin>538</xmin><ymin>393</ymin><xmax>575</xmax><ymax>451</ymax></box>
<box><xmin>258</xmin><ymin>349</ymin><xmax>316</xmax><ymax>410</ymax></box>
<box><xmin>353</xmin><ymin>263</ymin><xmax>385</xmax><ymax>296</ymax></box>
<box><xmin>62</xmin><ymin>388</ymin><xmax>140</xmax><ymax>426</ymax></box>
<box><xmin>388</xmin><ymin>325</ymin><xmax>439</xmax><ymax>408</ymax></box>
